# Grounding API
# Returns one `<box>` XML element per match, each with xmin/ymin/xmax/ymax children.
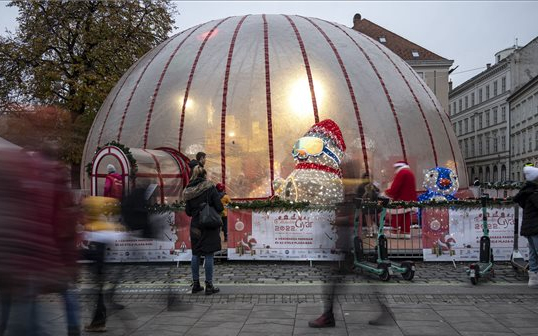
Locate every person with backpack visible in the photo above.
<box><xmin>104</xmin><ymin>164</ymin><xmax>123</xmax><ymax>199</ymax></box>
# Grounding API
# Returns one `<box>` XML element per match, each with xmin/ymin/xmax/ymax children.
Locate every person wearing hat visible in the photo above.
<box><xmin>514</xmin><ymin>165</ymin><xmax>538</xmax><ymax>288</ymax></box>
<box><xmin>104</xmin><ymin>164</ymin><xmax>123</xmax><ymax>199</ymax></box>
<box><xmin>384</xmin><ymin>160</ymin><xmax>417</xmax><ymax>236</ymax></box>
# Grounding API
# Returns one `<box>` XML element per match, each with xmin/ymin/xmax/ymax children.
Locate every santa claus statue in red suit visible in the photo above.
<box><xmin>384</xmin><ymin>160</ymin><xmax>417</xmax><ymax>235</ymax></box>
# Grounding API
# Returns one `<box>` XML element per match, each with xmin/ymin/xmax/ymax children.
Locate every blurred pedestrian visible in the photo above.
<box><xmin>356</xmin><ymin>173</ymin><xmax>380</xmax><ymax>237</ymax></box>
<box><xmin>216</xmin><ymin>183</ymin><xmax>231</xmax><ymax>242</ymax></box>
<box><xmin>81</xmin><ymin>196</ymin><xmax>126</xmax><ymax>332</ymax></box>
<box><xmin>183</xmin><ymin>166</ymin><xmax>224</xmax><ymax>295</ymax></box>
<box><xmin>0</xmin><ymin>148</ymin><xmax>81</xmax><ymax>336</ymax></box>
<box><xmin>514</xmin><ymin>165</ymin><xmax>538</xmax><ymax>288</ymax></box>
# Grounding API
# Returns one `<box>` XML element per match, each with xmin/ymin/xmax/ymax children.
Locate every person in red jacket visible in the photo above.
<box><xmin>384</xmin><ymin>160</ymin><xmax>417</xmax><ymax>235</ymax></box>
<box><xmin>103</xmin><ymin>164</ymin><xmax>123</xmax><ymax>199</ymax></box>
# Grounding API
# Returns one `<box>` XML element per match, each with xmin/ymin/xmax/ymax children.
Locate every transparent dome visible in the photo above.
<box><xmin>82</xmin><ymin>14</ymin><xmax>466</xmax><ymax>199</ymax></box>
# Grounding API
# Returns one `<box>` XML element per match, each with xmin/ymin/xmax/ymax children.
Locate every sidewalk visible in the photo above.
<box><xmin>36</xmin><ymin>261</ymin><xmax>538</xmax><ymax>335</ymax></box>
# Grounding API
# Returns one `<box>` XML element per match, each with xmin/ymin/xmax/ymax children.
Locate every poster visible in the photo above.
<box><xmin>422</xmin><ymin>206</ymin><xmax>528</xmax><ymax>261</ymax></box>
<box><xmin>227</xmin><ymin>208</ymin><xmax>353</xmax><ymax>260</ymax></box>
<box><xmin>104</xmin><ymin>211</ymin><xmax>192</xmax><ymax>262</ymax></box>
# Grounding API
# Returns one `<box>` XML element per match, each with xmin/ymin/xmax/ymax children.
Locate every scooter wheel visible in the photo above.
<box><xmin>470</xmin><ymin>276</ymin><xmax>478</xmax><ymax>285</ymax></box>
<box><xmin>379</xmin><ymin>269</ymin><xmax>391</xmax><ymax>282</ymax></box>
<box><xmin>402</xmin><ymin>268</ymin><xmax>415</xmax><ymax>281</ymax></box>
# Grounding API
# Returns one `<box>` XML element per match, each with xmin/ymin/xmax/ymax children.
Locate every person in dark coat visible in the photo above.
<box><xmin>514</xmin><ymin>165</ymin><xmax>538</xmax><ymax>288</ymax></box>
<box><xmin>183</xmin><ymin>166</ymin><xmax>224</xmax><ymax>295</ymax></box>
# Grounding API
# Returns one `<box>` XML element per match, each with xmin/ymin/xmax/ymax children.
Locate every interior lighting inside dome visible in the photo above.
<box><xmin>289</xmin><ymin>78</ymin><xmax>325</xmax><ymax>119</ymax></box>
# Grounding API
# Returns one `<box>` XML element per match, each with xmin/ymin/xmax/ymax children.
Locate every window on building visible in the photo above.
<box><xmin>416</xmin><ymin>71</ymin><xmax>425</xmax><ymax>80</ymax></box>
<box><xmin>535</xmin><ymin>129</ymin><xmax>538</xmax><ymax>150</ymax></box>
<box><xmin>465</xmin><ymin>96</ymin><xmax>468</xmax><ymax>109</ymax></box>
<box><xmin>471</xmin><ymin>116</ymin><xmax>474</xmax><ymax>132</ymax></box>
<box><xmin>523</xmin><ymin>132</ymin><xmax>526</xmax><ymax>153</ymax></box>
<box><xmin>479</xmin><ymin>88</ymin><xmax>483</xmax><ymax>103</ymax></box>
<box><xmin>471</xmin><ymin>137</ymin><xmax>475</xmax><ymax>156</ymax></box>
<box><xmin>501</xmin><ymin>106</ymin><xmax>506</xmax><ymax>121</ymax></box>
<box><xmin>464</xmin><ymin>139</ymin><xmax>469</xmax><ymax>158</ymax></box>
<box><xmin>471</xmin><ymin>92</ymin><xmax>475</xmax><ymax>106</ymax></box>
<box><xmin>453</xmin><ymin>123</ymin><xmax>457</xmax><ymax>133</ymax></box>
<box><xmin>486</xmin><ymin>85</ymin><xmax>490</xmax><ymax>100</ymax></box>
<box><xmin>485</xmin><ymin>110</ymin><xmax>490</xmax><ymax>126</ymax></box>
<box><xmin>479</xmin><ymin>114</ymin><xmax>483</xmax><ymax>128</ymax></box>
<box><xmin>493</xmin><ymin>136</ymin><xmax>498</xmax><ymax>152</ymax></box>
<box><xmin>453</xmin><ymin>102</ymin><xmax>456</xmax><ymax>114</ymax></box>
<box><xmin>459</xmin><ymin>99</ymin><xmax>462</xmax><ymax>112</ymax></box>
<box><xmin>485</xmin><ymin>133</ymin><xmax>490</xmax><ymax>154</ymax></box>
<box><xmin>478</xmin><ymin>136</ymin><xmax>483</xmax><ymax>155</ymax></box>
<box><xmin>412</xmin><ymin>51</ymin><xmax>419</xmax><ymax>58</ymax></box>
<box><xmin>529</xmin><ymin>133</ymin><xmax>533</xmax><ymax>153</ymax></box>
<box><xmin>493</xmin><ymin>107</ymin><xmax>498</xmax><ymax>124</ymax></box>
<box><xmin>464</xmin><ymin>118</ymin><xmax>468</xmax><ymax>133</ymax></box>
<box><xmin>458</xmin><ymin>120</ymin><xmax>463</xmax><ymax>135</ymax></box>
<box><xmin>501</xmin><ymin>132</ymin><xmax>506</xmax><ymax>151</ymax></box>
<box><xmin>502</xmin><ymin>77</ymin><xmax>506</xmax><ymax>93</ymax></box>
<box><xmin>448</xmin><ymin>104</ymin><xmax>451</xmax><ymax>115</ymax></box>
<box><xmin>493</xmin><ymin>81</ymin><xmax>498</xmax><ymax>96</ymax></box>
<box><xmin>379</xmin><ymin>36</ymin><xmax>386</xmax><ymax>43</ymax></box>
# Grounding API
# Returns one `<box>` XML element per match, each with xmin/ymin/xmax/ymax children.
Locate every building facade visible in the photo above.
<box><xmin>449</xmin><ymin>37</ymin><xmax>538</xmax><ymax>183</ymax></box>
<box><xmin>507</xmin><ymin>75</ymin><xmax>538</xmax><ymax>181</ymax></box>
<box><xmin>353</xmin><ymin>14</ymin><xmax>454</xmax><ymax>113</ymax></box>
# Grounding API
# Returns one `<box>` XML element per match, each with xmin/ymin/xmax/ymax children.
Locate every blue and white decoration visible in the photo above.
<box><xmin>419</xmin><ymin>167</ymin><xmax>459</xmax><ymax>202</ymax></box>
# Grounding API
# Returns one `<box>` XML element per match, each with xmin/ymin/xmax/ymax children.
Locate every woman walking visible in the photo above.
<box><xmin>183</xmin><ymin>166</ymin><xmax>224</xmax><ymax>294</ymax></box>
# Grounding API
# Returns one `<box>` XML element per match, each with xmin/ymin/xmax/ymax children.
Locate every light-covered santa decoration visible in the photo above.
<box><xmin>274</xmin><ymin>119</ymin><xmax>346</xmax><ymax>205</ymax></box>
<box><xmin>418</xmin><ymin>167</ymin><xmax>459</xmax><ymax>202</ymax></box>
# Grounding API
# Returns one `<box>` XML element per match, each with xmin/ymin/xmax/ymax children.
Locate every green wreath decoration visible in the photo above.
<box><xmin>85</xmin><ymin>141</ymin><xmax>138</xmax><ymax>179</ymax></box>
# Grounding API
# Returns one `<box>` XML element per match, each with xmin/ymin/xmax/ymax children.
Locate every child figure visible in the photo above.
<box><xmin>216</xmin><ymin>183</ymin><xmax>231</xmax><ymax>242</ymax></box>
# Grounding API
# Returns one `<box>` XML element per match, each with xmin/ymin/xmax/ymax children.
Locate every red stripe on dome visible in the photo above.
<box><xmin>283</xmin><ymin>15</ymin><xmax>319</xmax><ymax>124</ymax></box>
<box><xmin>331</xmin><ymin>24</ymin><xmax>407</xmax><ymax>162</ymax></box>
<box><xmin>178</xmin><ymin>17</ymin><xmax>232</xmax><ymax>150</ymax></box>
<box><xmin>221</xmin><ymin>16</ymin><xmax>249</xmax><ymax>188</ymax></box>
<box><xmin>402</xmin><ymin>62</ymin><xmax>459</xmax><ymax>176</ymax></box>
<box><xmin>263</xmin><ymin>14</ymin><xmax>275</xmax><ymax>195</ymax></box>
<box><xmin>143</xmin><ymin>25</ymin><xmax>204</xmax><ymax>149</ymax></box>
<box><xmin>96</xmin><ymin>68</ymin><xmax>133</xmax><ymax>145</ymax></box>
<box><xmin>143</xmin><ymin>149</ymin><xmax>165</xmax><ymax>204</ymax></box>
<box><xmin>303</xmin><ymin>17</ymin><xmax>369</xmax><ymax>174</ymax></box>
<box><xmin>362</xmin><ymin>34</ymin><xmax>439</xmax><ymax>166</ymax></box>
<box><xmin>117</xmin><ymin>38</ymin><xmax>176</xmax><ymax>143</ymax></box>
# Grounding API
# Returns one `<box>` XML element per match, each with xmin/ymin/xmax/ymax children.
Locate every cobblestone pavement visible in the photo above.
<box><xmin>28</xmin><ymin>261</ymin><xmax>538</xmax><ymax>335</ymax></box>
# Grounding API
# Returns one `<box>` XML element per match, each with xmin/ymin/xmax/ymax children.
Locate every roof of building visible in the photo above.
<box><xmin>352</xmin><ymin>14</ymin><xmax>450</xmax><ymax>62</ymax></box>
<box><xmin>507</xmin><ymin>74</ymin><xmax>538</xmax><ymax>103</ymax></box>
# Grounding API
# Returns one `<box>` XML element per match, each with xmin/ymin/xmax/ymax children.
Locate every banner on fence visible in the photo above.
<box><xmin>227</xmin><ymin>208</ymin><xmax>352</xmax><ymax>260</ymax></box>
<box><xmin>104</xmin><ymin>211</ymin><xmax>192</xmax><ymax>262</ymax></box>
<box><xmin>422</xmin><ymin>207</ymin><xmax>528</xmax><ymax>261</ymax></box>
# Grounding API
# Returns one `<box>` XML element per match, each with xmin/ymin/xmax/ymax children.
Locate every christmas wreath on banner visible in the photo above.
<box><xmin>85</xmin><ymin>141</ymin><xmax>138</xmax><ymax>179</ymax></box>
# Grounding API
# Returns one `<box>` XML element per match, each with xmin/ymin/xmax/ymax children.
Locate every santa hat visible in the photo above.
<box><xmin>107</xmin><ymin>164</ymin><xmax>116</xmax><ymax>173</ymax></box>
<box><xmin>393</xmin><ymin>160</ymin><xmax>408</xmax><ymax>168</ymax></box>
<box><xmin>304</xmin><ymin>119</ymin><xmax>346</xmax><ymax>151</ymax></box>
<box><xmin>523</xmin><ymin>166</ymin><xmax>538</xmax><ymax>182</ymax></box>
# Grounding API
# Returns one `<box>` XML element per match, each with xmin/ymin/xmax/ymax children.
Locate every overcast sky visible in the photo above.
<box><xmin>1</xmin><ymin>1</ymin><xmax>537</xmax><ymax>87</ymax></box>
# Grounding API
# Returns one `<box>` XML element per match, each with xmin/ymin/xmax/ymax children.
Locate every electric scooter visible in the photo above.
<box><xmin>466</xmin><ymin>195</ymin><xmax>494</xmax><ymax>285</ymax></box>
<box><xmin>353</xmin><ymin>197</ymin><xmax>392</xmax><ymax>281</ymax></box>
<box><xmin>511</xmin><ymin>203</ymin><xmax>529</xmax><ymax>274</ymax></box>
<box><xmin>353</xmin><ymin>197</ymin><xmax>415</xmax><ymax>281</ymax></box>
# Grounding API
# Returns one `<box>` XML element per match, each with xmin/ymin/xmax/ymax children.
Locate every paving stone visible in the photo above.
<box><xmin>397</xmin><ymin>320</ymin><xmax>458</xmax><ymax>336</ymax></box>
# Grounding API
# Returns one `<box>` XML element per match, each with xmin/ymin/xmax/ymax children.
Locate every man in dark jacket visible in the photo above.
<box><xmin>183</xmin><ymin>166</ymin><xmax>223</xmax><ymax>295</ymax></box>
<box><xmin>514</xmin><ymin>165</ymin><xmax>538</xmax><ymax>288</ymax></box>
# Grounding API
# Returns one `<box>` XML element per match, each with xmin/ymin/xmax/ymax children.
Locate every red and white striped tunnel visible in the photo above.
<box><xmin>82</xmin><ymin>14</ymin><xmax>466</xmax><ymax>199</ymax></box>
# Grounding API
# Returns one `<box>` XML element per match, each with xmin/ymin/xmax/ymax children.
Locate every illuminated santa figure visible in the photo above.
<box><xmin>275</xmin><ymin>119</ymin><xmax>346</xmax><ymax>205</ymax></box>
